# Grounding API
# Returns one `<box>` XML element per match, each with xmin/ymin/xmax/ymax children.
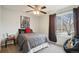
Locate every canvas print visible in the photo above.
<box><xmin>20</xmin><ymin>16</ymin><xmax>30</xmax><ymax>28</ymax></box>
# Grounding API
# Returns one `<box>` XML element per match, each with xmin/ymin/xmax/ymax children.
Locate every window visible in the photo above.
<box><xmin>56</xmin><ymin>11</ymin><xmax>74</xmax><ymax>35</ymax></box>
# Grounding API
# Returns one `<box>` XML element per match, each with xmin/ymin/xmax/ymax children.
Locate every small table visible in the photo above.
<box><xmin>5</xmin><ymin>35</ymin><xmax>16</xmax><ymax>48</ymax></box>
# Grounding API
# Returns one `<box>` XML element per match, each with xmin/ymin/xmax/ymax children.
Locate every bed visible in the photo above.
<box><xmin>17</xmin><ymin>33</ymin><xmax>49</xmax><ymax>53</ymax></box>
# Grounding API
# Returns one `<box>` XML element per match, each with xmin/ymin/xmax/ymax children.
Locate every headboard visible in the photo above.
<box><xmin>18</xmin><ymin>28</ymin><xmax>33</xmax><ymax>34</ymax></box>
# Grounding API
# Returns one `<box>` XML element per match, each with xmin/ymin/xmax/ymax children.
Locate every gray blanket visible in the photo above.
<box><xmin>17</xmin><ymin>33</ymin><xmax>48</xmax><ymax>53</ymax></box>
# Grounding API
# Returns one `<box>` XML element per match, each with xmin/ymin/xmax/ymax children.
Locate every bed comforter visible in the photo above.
<box><xmin>17</xmin><ymin>33</ymin><xmax>48</xmax><ymax>53</ymax></box>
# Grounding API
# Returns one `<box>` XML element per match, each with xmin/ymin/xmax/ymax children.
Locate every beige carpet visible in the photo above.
<box><xmin>37</xmin><ymin>43</ymin><xmax>65</xmax><ymax>53</ymax></box>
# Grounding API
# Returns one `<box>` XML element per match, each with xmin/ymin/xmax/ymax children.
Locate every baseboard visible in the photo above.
<box><xmin>49</xmin><ymin>41</ymin><xmax>63</xmax><ymax>47</ymax></box>
<box><xmin>48</xmin><ymin>41</ymin><xmax>57</xmax><ymax>44</ymax></box>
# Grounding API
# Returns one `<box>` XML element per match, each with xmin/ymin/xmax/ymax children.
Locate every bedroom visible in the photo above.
<box><xmin>0</xmin><ymin>5</ymin><xmax>79</xmax><ymax>53</ymax></box>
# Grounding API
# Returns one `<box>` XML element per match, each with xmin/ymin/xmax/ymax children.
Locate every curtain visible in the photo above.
<box><xmin>49</xmin><ymin>14</ymin><xmax>57</xmax><ymax>42</ymax></box>
<box><xmin>73</xmin><ymin>7</ymin><xmax>79</xmax><ymax>36</ymax></box>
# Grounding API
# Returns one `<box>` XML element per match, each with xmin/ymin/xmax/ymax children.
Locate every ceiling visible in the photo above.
<box><xmin>2</xmin><ymin>5</ymin><xmax>74</xmax><ymax>15</ymax></box>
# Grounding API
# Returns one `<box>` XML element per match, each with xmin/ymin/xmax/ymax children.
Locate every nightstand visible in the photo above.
<box><xmin>5</xmin><ymin>35</ymin><xmax>16</xmax><ymax>48</ymax></box>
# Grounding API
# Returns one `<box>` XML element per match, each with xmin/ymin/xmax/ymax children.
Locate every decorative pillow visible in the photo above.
<box><xmin>25</xmin><ymin>27</ymin><xmax>31</xmax><ymax>33</ymax></box>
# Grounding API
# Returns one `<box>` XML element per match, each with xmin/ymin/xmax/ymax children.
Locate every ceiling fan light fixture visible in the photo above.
<box><xmin>36</xmin><ymin>11</ymin><xmax>39</xmax><ymax>14</ymax></box>
<box><xmin>33</xmin><ymin>10</ymin><xmax>39</xmax><ymax>15</ymax></box>
<box><xmin>33</xmin><ymin>11</ymin><xmax>36</xmax><ymax>14</ymax></box>
<box><xmin>27</xmin><ymin>5</ymin><xmax>47</xmax><ymax>14</ymax></box>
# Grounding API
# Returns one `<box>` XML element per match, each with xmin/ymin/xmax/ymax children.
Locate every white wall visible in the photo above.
<box><xmin>0</xmin><ymin>6</ymin><xmax>2</xmax><ymax>47</ymax></box>
<box><xmin>1</xmin><ymin>7</ymin><xmax>40</xmax><ymax>40</ymax></box>
<box><xmin>0</xmin><ymin>6</ymin><xmax>2</xmax><ymax>39</ymax></box>
<box><xmin>39</xmin><ymin>15</ymin><xmax>49</xmax><ymax>37</ymax></box>
<box><xmin>0</xmin><ymin>6</ymin><xmax>1</xmax><ymax>36</ymax></box>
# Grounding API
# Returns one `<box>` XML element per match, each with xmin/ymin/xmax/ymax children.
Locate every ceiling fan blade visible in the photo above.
<box><xmin>27</xmin><ymin>5</ymin><xmax>34</xmax><ymax>9</ymax></box>
<box><xmin>40</xmin><ymin>11</ymin><xmax>47</xmax><ymax>14</ymax></box>
<box><xmin>41</xmin><ymin>6</ymin><xmax>46</xmax><ymax>9</ymax></box>
<box><xmin>26</xmin><ymin>10</ymin><xmax>33</xmax><ymax>12</ymax></box>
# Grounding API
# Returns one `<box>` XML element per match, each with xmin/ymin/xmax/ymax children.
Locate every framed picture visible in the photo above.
<box><xmin>20</xmin><ymin>16</ymin><xmax>30</xmax><ymax>28</ymax></box>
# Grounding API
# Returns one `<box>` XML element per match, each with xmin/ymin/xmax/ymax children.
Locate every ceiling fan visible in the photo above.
<box><xmin>26</xmin><ymin>5</ymin><xmax>47</xmax><ymax>14</ymax></box>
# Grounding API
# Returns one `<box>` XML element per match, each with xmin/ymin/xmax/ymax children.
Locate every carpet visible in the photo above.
<box><xmin>37</xmin><ymin>43</ymin><xmax>65</xmax><ymax>53</ymax></box>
